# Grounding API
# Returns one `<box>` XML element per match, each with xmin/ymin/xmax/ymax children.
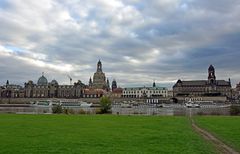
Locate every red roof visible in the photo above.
<box><xmin>112</xmin><ymin>88</ymin><xmax>123</xmax><ymax>93</ymax></box>
<box><xmin>83</xmin><ymin>89</ymin><xmax>105</xmax><ymax>95</ymax></box>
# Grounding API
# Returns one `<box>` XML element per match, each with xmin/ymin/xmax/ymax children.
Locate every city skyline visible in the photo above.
<box><xmin>0</xmin><ymin>0</ymin><xmax>240</xmax><ymax>88</ymax></box>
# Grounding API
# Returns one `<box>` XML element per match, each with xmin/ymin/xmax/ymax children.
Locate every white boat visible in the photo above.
<box><xmin>32</xmin><ymin>100</ymin><xmax>60</xmax><ymax>107</ymax></box>
<box><xmin>32</xmin><ymin>100</ymin><xmax>92</xmax><ymax>108</ymax></box>
<box><xmin>80</xmin><ymin>102</ymin><xmax>92</xmax><ymax>107</ymax></box>
<box><xmin>60</xmin><ymin>102</ymin><xmax>82</xmax><ymax>107</ymax></box>
<box><xmin>185</xmin><ymin>101</ymin><xmax>200</xmax><ymax>108</ymax></box>
<box><xmin>60</xmin><ymin>100</ymin><xmax>92</xmax><ymax>108</ymax></box>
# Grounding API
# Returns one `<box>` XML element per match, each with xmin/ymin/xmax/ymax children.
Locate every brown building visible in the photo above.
<box><xmin>82</xmin><ymin>88</ymin><xmax>105</xmax><ymax>98</ymax></box>
<box><xmin>24</xmin><ymin>74</ymin><xmax>86</xmax><ymax>98</ymax></box>
<box><xmin>1</xmin><ymin>60</ymin><xmax>113</xmax><ymax>99</ymax></box>
<box><xmin>0</xmin><ymin>80</ymin><xmax>25</xmax><ymax>98</ymax></box>
<box><xmin>236</xmin><ymin>82</ymin><xmax>240</xmax><ymax>91</ymax></box>
<box><xmin>173</xmin><ymin>65</ymin><xmax>232</xmax><ymax>98</ymax></box>
<box><xmin>90</xmin><ymin>60</ymin><xmax>110</xmax><ymax>91</ymax></box>
<box><xmin>110</xmin><ymin>88</ymin><xmax>123</xmax><ymax>98</ymax></box>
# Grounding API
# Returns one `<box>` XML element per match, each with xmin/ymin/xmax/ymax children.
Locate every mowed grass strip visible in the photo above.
<box><xmin>0</xmin><ymin>115</ymin><xmax>215</xmax><ymax>154</ymax></box>
<box><xmin>195</xmin><ymin>116</ymin><xmax>240</xmax><ymax>152</ymax></box>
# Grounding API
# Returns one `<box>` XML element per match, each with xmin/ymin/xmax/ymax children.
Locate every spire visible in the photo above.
<box><xmin>208</xmin><ymin>64</ymin><xmax>216</xmax><ymax>84</ymax></box>
<box><xmin>97</xmin><ymin>60</ymin><xmax>102</xmax><ymax>72</ymax></box>
<box><xmin>153</xmin><ymin>80</ymin><xmax>156</xmax><ymax>87</ymax></box>
<box><xmin>106</xmin><ymin>78</ymin><xmax>110</xmax><ymax>91</ymax></box>
<box><xmin>89</xmin><ymin>77</ymin><xmax>92</xmax><ymax>87</ymax></box>
<box><xmin>208</xmin><ymin>64</ymin><xmax>215</xmax><ymax>71</ymax></box>
<box><xmin>6</xmin><ymin>80</ymin><xmax>9</xmax><ymax>86</ymax></box>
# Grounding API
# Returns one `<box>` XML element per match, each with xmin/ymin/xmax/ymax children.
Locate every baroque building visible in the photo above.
<box><xmin>24</xmin><ymin>74</ymin><xmax>86</xmax><ymax>98</ymax></box>
<box><xmin>122</xmin><ymin>82</ymin><xmax>168</xmax><ymax>98</ymax></box>
<box><xmin>173</xmin><ymin>65</ymin><xmax>232</xmax><ymax>97</ymax></box>
<box><xmin>89</xmin><ymin>60</ymin><xmax>109</xmax><ymax>91</ymax></box>
<box><xmin>0</xmin><ymin>80</ymin><xmax>25</xmax><ymax>98</ymax></box>
<box><xmin>236</xmin><ymin>82</ymin><xmax>240</xmax><ymax>91</ymax></box>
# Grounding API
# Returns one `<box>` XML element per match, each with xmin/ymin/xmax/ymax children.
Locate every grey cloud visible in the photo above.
<box><xmin>0</xmin><ymin>0</ymin><xmax>240</xmax><ymax>89</ymax></box>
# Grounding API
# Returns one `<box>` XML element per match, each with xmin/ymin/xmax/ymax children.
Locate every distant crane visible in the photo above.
<box><xmin>67</xmin><ymin>75</ymin><xmax>72</xmax><ymax>85</ymax></box>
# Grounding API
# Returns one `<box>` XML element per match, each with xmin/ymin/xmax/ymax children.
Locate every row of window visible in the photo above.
<box><xmin>123</xmin><ymin>90</ymin><xmax>167</xmax><ymax>94</ymax></box>
<box><xmin>33</xmin><ymin>86</ymin><xmax>76</xmax><ymax>89</ymax></box>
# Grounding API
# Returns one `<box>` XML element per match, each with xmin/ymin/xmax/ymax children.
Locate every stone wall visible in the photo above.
<box><xmin>0</xmin><ymin>98</ymin><xmax>101</xmax><ymax>104</ymax></box>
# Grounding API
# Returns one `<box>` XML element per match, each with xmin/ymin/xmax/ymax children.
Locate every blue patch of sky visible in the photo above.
<box><xmin>180</xmin><ymin>32</ymin><xmax>240</xmax><ymax>70</ymax></box>
<box><xmin>135</xmin><ymin>21</ymin><xmax>190</xmax><ymax>41</ymax></box>
<box><xmin>189</xmin><ymin>32</ymin><xmax>240</xmax><ymax>58</ymax></box>
<box><xmin>5</xmin><ymin>45</ymin><xmax>24</xmax><ymax>54</ymax></box>
<box><xmin>0</xmin><ymin>0</ymin><xmax>10</xmax><ymax>9</ymax></box>
<box><xmin>132</xmin><ymin>2</ymin><xmax>145</xmax><ymax>11</ymax></box>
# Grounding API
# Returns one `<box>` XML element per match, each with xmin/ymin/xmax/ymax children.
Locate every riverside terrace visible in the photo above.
<box><xmin>0</xmin><ymin>98</ymin><xmax>233</xmax><ymax>115</ymax></box>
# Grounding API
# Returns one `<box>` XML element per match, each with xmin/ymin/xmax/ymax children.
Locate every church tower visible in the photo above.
<box><xmin>112</xmin><ymin>79</ymin><xmax>117</xmax><ymax>91</ymax></box>
<box><xmin>106</xmin><ymin>78</ymin><xmax>110</xmax><ymax>91</ymax></box>
<box><xmin>153</xmin><ymin>80</ymin><xmax>156</xmax><ymax>87</ymax></box>
<box><xmin>208</xmin><ymin>64</ymin><xmax>216</xmax><ymax>84</ymax></box>
<box><xmin>92</xmin><ymin>60</ymin><xmax>107</xmax><ymax>89</ymax></box>
<box><xmin>97</xmin><ymin>60</ymin><xmax>102</xmax><ymax>72</ymax></box>
<box><xmin>6</xmin><ymin>80</ymin><xmax>9</xmax><ymax>86</ymax></box>
<box><xmin>89</xmin><ymin>77</ymin><xmax>93</xmax><ymax>87</ymax></box>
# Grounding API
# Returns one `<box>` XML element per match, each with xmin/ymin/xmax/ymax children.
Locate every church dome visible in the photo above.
<box><xmin>51</xmin><ymin>79</ymin><xmax>58</xmax><ymax>85</ymax></box>
<box><xmin>37</xmin><ymin>75</ymin><xmax>48</xmax><ymax>85</ymax></box>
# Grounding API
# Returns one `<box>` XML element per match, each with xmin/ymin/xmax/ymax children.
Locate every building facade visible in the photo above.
<box><xmin>111</xmin><ymin>88</ymin><xmax>123</xmax><ymax>98</ymax></box>
<box><xmin>24</xmin><ymin>74</ymin><xmax>86</xmax><ymax>98</ymax></box>
<box><xmin>90</xmin><ymin>60</ymin><xmax>110</xmax><ymax>91</ymax></box>
<box><xmin>0</xmin><ymin>80</ymin><xmax>25</xmax><ymax>98</ymax></box>
<box><xmin>236</xmin><ymin>82</ymin><xmax>240</xmax><ymax>91</ymax></box>
<box><xmin>122</xmin><ymin>84</ymin><xmax>168</xmax><ymax>98</ymax></box>
<box><xmin>82</xmin><ymin>89</ymin><xmax>105</xmax><ymax>98</ymax></box>
<box><xmin>173</xmin><ymin>65</ymin><xmax>232</xmax><ymax>98</ymax></box>
<box><xmin>0</xmin><ymin>60</ymin><xmax>117</xmax><ymax>99</ymax></box>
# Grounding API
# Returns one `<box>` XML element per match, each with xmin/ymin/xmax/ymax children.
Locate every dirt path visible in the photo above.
<box><xmin>191</xmin><ymin>118</ymin><xmax>239</xmax><ymax>154</ymax></box>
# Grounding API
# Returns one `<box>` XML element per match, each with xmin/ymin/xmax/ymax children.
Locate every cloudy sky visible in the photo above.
<box><xmin>0</xmin><ymin>0</ymin><xmax>240</xmax><ymax>89</ymax></box>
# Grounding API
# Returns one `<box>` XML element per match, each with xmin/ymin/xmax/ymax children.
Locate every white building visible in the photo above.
<box><xmin>122</xmin><ymin>86</ymin><xmax>168</xmax><ymax>98</ymax></box>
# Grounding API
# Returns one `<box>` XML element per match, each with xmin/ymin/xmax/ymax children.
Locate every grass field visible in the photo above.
<box><xmin>195</xmin><ymin>116</ymin><xmax>240</xmax><ymax>152</ymax></box>
<box><xmin>0</xmin><ymin>114</ymin><xmax>215</xmax><ymax>154</ymax></box>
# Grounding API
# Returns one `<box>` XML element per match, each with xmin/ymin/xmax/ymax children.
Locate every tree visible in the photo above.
<box><xmin>230</xmin><ymin>105</ymin><xmax>240</xmax><ymax>115</ymax></box>
<box><xmin>52</xmin><ymin>104</ymin><xmax>63</xmax><ymax>114</ymax></box>
<box><xmin>99</xmin><ymin>96</ymin><xmax>112</xmax><ymax>114</ymax></box>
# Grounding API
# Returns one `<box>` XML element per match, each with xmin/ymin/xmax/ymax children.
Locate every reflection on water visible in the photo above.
<box><xmin>0</xmin><ymin>104</ymin><xmax>97</xmax><ymax>114</ymax></box>
<box><xmin>0</xmin><ymin>103</ymin><xmax>232</xmax><ymax>115</ymax></box>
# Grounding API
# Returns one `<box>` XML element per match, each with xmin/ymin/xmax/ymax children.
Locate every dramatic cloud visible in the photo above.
<box><xmin>0</xmin><ymin>0</ymin><xmax>240</xmax><ymax>88</ymax></box>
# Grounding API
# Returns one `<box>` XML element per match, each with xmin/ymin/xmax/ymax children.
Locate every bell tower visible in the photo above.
<box><xmin>92</xmin><ymin>60</ymin><xmax>107</xmax><ymax>89</ymax></box>
<box><xmin>97</xmin><ymin>60</ymin><xmax>102</xmax><ymax>72</ymax></box>
<box><xmin>208</xmin><ymin>64</ymin><xmax>216</xmax><ymax>84</ymax></box>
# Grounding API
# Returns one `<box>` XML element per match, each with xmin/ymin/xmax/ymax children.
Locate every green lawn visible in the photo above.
<box><xmin>0</xmin><ymin>114</ymin><xmax>215</xmax><ymax>154</ymax></box>
<box><xmin>195</xmin><ymin>116</ymin><xmax>240</xmax><ymax>152</ymax></box>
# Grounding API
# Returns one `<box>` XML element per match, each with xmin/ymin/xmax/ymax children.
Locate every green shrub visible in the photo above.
<box><xmin>210</xmin><ymin>111</ymin><xmax>220</xmax><ymax>116</ymax></box>
<box><xmin>62</xmin><ymin>108</ymin><xmax>76</xmax><ymax>114</ymax></box>
<box><xmin>69</xmin><ymin>109</ymin><xmax>75</xmax><ymax>114</ymax></box>
<box><xmin>99</xmin><ymin>96</ymin><xmax>112</xmax><ymax>114</ymax></box>
<box><xmin>63</xmin><ymin>108</ymin><xmax>69</xmax><ymax>114</ymax></box>
<box><xmin>197</xmin><ymin>111</ymin><xmax>204</xmax><ymax>115</ymax></box>
<box><xmin>95</xmin><ymin>108</ymin><xmax>102</xmax><ymax>114</ymax></box>
<box><xmin>230</xmin><ymin>105</ymin><xmax>240</xmax><ymax>115</ymax></box>
<box><xmin>78</xmin><ymin>109</ymin><xmax>86</xmax><ymax>114</ymax></box>
<box><xmin>52</xmin><ymin>105</ymin><xmax>63</xmax><ymax>114</ymax></box>
<box><xmin>86</xmin><ymin>110</ymin><xmax>91</xmax><ymax>114</ymax></box>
